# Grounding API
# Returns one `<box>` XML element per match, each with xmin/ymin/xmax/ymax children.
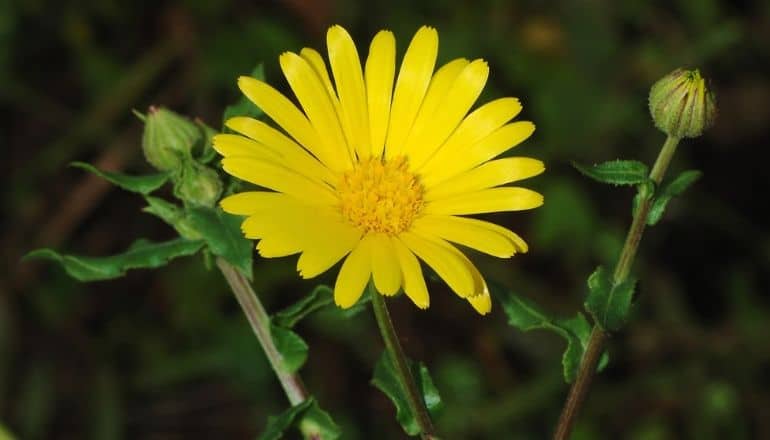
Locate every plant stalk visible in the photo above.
<box><xmin>553</xmin><ymin>136</ymin><xmax>681</xmax><ymax>440</ymax></box>
<box><xmin>216</xmin><ymin>257</ymin><xmax>309</xmax><ymax>406</ymax></box>
<box><xmin>369</xmin><ymin>284</ymin><xmax>437</xmax><ymax>439</ymax></box>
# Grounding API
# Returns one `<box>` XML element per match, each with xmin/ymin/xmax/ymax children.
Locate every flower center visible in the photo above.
<box><xmin>337</xmin><ymin>156</ymin><xmax>424</xmax><ymax>235</ymax></box>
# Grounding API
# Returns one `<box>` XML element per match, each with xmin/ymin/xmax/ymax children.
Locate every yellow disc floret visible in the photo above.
<box><xmin>337</xmin><ymin>157</ymin><xmax>424</xmax><ymax>235</ymax></box>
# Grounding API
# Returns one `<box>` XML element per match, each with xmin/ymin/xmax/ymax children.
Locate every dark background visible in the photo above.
<box><xmin>2</xmin><ymin>0</ymin><xmax>769</xmax><ymax>438</ymax></box>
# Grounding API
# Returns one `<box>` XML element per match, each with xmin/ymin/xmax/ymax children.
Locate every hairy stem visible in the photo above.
<box><xmin>216</xmin><ymin>257</ymin><xmax>309</xmax><ymax>405</ymax></box>
<box><xmin>369</xmin><ymin>284</ymin><xmax>437</xmax><ymax>439</ymax></box>
<box><xmin>553</xmin><ymin>136</ymin><xmax>681</xmax><ymax>440</ymax></box>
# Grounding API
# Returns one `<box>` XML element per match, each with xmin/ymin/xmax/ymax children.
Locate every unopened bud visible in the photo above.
<box><xmin>174</xmin><ymin>161</ymin><xmax>223</xmax><ymax>207</ymax></box>
<box><xmin>649</xmin><ymin>68</ymin><xmax>716</xmax><ymax>139</ymax></box>
<box><xmin>142</xmin><ymin>106</ymin><xmax>200</xmax><ymax>171</ymax></box>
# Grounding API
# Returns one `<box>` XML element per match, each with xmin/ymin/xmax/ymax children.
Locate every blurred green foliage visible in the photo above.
<box><xmin>2</xmin><ymin>0</ymin><xmax>769</xmax><ymax>438</ymax></box>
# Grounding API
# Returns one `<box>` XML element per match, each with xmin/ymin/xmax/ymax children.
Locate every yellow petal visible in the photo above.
<box><xmin>212</xmin><ymin>134</ymin><xmax>281</xmax><ymax>161</ymax></box>
<box><xmin>412</xmin><ymin>215</ymin><xmax>517</xmax><ymax>258</ymax></box>
<box><xmin>220</xmin><ymin>191</ymin><xmax>285</xmax><ymax>216</ymax></box>
<box><xmin>225</xmin><ymin>117</ymin><xmax>336</xmax><ymax>185</ymax></box>
<box><xmin>221</xmin><ymin>157</ymin><xmax>337</xmax><ymax>205</ymax></box>
<box><xmin>238</xmin><ymin>76</ymin><xmax>344</xmax><ymax>172</ymax></box>
<box><xmin>424</xmin><ymin>187</ymin><xmax>544</xmax><ymax>215</ymax></box>
<box><xmin>296</xmin><ymin>219</ymin><xmax>362</xmax><ymax>278</ymax></box>
<box><xmin>406</xmin><ymin>59</ymin><xmax>490</xmax><ymax>169</ymax></box>
<box><xmin>467</xmin><ymin>291</ymin><xmax>492</xmax><ymax>315</ymax></box>
<box><xmin>370</xmin><ymin>233</ymin><xmax>402</xmax><ymax>295</ymax></box>
<box><xmin>392</xmin><ymin>236</ymin><xmax>429</xmax><ymax>309</ymax></box>
<box><xmin>279</xmin><ymin>52</ymin><xmax>351</xmax><ymax>170</ymax></box>
<box><xmin>365</xmin><ymin>30</ymin><xmax>396</xmax><ymax>158</ymax></box>
<box><xmin>419</xmin><ymin>97</ymin><xmax>522</xmax><ymax>178</ymax></box>
<box><xmin>385</xmin><ymin>26</ymin><xmax>439</xmax><ymax>159</ymax></box>
<box><xmin>334</xmin><ymin>236</ymin><xmax>373</xmax><ymax>308</ymax></box>
<box><xmin>327</xmin><ymin>25</ymin><xmax>371</xmax><ymax>159</ymax></box>
<box><xmin>400</xmin><ymin>231</ymin><xmax>475</xmax><ymax>298</ymax></box>
<box><xmin>425</xmin><ymin>157</ymin><xmax>545</xmax><ymax>200</ymax></box>
<box><xmin>422</xmin><ymin>121</ymin><xmax>535</xmax><ymax>187</ymax></box>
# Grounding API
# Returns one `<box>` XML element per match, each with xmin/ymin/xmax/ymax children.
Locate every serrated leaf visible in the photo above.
<box><xmin>573</xmin><ymin>160</ymin><xmax>649</xmax><ymax>186</ymax></box>
<box><xmin>24</xmin><ymin>238</ymin><xmax>204</xmax><ymax>281</ymax></box>
<box><xmin>258</xmin><ymin>398</ymin><xmax>340</xmax><ymax>440</ymax></box>
<box><xmin>647</xmin><ymin>170</ymin><xmax>702</xmax><ymax>225</ymax></box>
<box><xmin>222</xmin><ymin>64</ymin><xmax>265</xmax><ymax>127</ymax></box>
<box><xmin>489</xmin><ymin>282</ymin><xmax>605</xmax><ymax>382</ymax></box>
<box><xmin>273</xmin><ymin>285</ymin><xmax>333</xmax><ymax>328</ymax></box>
<box><xmin>584</xmin><ymin>266</ymin><xmax>637</xmax><ymax>331</ymax></box>
<box><xmin>270</xmin><ymin>324</ymin><xmax>308</xmax><ymax>373</ymax></box>
<box><xmin>71</xmin><ymin>162</ymin><xmax>170</xmax><ymax>194</ymax></box>
<box><xmin>186</xmin><ymin>206</ymin><xmax>253</xmax><ymax>279</ymax></box>
<box><xmin>371</xmin><ymin>352</ymin><xmax>443</xmax><ymax>436</ymax></box>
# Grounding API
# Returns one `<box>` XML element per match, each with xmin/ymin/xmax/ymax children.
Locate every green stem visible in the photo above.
<box><xmin>553</xmin><ymin>136</ymin><xmax>681</xmax><ymax>440</ymax></box>
<box><xmin>216</xmin><ymin>257</ymin><xmax>309</xmax><ymax>406</ymax></box>
<box><xmin>369</xmin><ymin>283</ymin><xmax>437</xmax><ymax>439</ymax></box>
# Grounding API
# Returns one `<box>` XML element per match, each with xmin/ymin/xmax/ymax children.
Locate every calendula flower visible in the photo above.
<box><xmin>214</xmin><ymin>25</ymin><xmax>544</xmax><ymax>314</ymax></box>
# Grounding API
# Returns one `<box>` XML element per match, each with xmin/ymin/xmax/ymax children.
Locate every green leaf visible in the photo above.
<box><xmin>186</xmin><ymin>206</ymin><xmax>253</xmax><ymax>280</ymax></box>
<box><xmin>489</xmin><ymin>282</ymin><xmax>605</xmax><ymax>382</ymax></box>
<box><xmin>71</xmin><ymin>162</ymin><xmax>170</xmax><ymax>194</ymax></box>
<box><xmin>584</xmin><ymin>266</ymin><xmax>637</xmax><ymax>331</ymax></box>
<box><xmin>647</xmin><ymin>170</ymin><xmax>702</xmax><ymax>225</ymax></box>
<box><xmin>24</xmin><ymin>238</ymin><xmax>204</xmax><ymax>281</ymax></box>
<box><xmin>222</xmin><ymin>63</ymin><xmax>265</xmax><ymax>126</ymax></box>
<box><xmin>573</xmin><ymin>160</ymin><xmax>649</xmax><ymax>186</ymax></box>
<box><xmin>258</xmin><ymin>398</ymin><xmax>341</xmax><ymax>440</ymax></box>
<box><xmin>273</xmin><ymin>285</ymin><xmax>333</xmax><ymax>328</ymax></box>
<box><xmin>270</xmin><ymin>324</ymin><xmax>308</xmax><ymax>373</ymax></box>
<box><xmin>195</xmin><ymin>119</ymin><xmax>218</xmax><ymax>164</ymax></box>
<box><xmin>371</xmin><ymin>352</ymin><xmax>443</xmax><ymax>436</ymax></box>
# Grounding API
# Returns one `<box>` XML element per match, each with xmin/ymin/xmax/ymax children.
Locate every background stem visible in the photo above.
<box><xmin>369</xmin><ymin>284</ymin><xmax>437</xmax><ymax>439</ymax></box>
<box><xmin>553</xmin><ymin>136</ymin><xmax>681</xmax><ymax>440</ymax></box>
<box><xmin>216</xmin><ymin>257</ymin><xmax>309</xmax><ymax>406</ymax></box>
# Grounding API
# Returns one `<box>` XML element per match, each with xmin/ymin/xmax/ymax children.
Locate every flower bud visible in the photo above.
<box><xmin>649</xmin><ymin>68</ymin><xmax>716</xmax><ymax>139</ymax></box>
<box><xmin>142</xmin><ymin>106</ymin><xmax>200</xmax><ymax>171</ymax></box>
<box><xmin>174</xmin><ymin>161</ymin><xmax>223</xmax><ymax>207</ymax></box>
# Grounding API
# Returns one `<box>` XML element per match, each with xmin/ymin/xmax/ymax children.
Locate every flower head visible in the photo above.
<box><xmin>215</xmin><ymin>25</ymin><xmax>544</xmax><ymax>314</ymax></box>
<box><xmin>649</xmin><ymin>68</ymin><xmax>717</xmax><ymax>139</ymax></box>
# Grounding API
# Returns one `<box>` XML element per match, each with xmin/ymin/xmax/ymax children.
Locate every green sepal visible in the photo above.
<box><xmin>371</xmin><ymin>352</ymin><xmax>443</xmax><ymax>436</ymax></box>
<box><xmin>24</xmin><ymin>238</ymin><xmax>204</xmax><ymax>282</ymax></box>
<box><xmin>269</xmin><ymin>324</ymin><xmax>308</xmax><ymax>374</ymax></box>
<box><xmin>573</xmin><ymin>160</ymin><xmax>649</xmax><ymax>186</ymax></box>
<box><xmin>222</xmin><ymin>63</ymin><xmax>265</xmax><ymax>127</ymax></box>
<box><xmin>185</xmin><ymin>206</ymin><xmax>253</xmax><ymax>280</ymax></box>
<box><xmin>489</xmin><ymin>282</ymin><xmax>608</xmax><ymax>382</ymax></box>
<box><xmin>273</xmin><ymin>285</ymin><xmax>333</xmax><ymax>328</ymax></box>
<box><xmin>584</xmin><ymin>266</ymin><xmax>637</xmax><ymax>331</ymax></box>
<box><xmin>258</xmin><ymin>397</ymin><xmax>341</xmax><ymax>440</ymax></box>
<box><xmin>70</xmin><ymin>162</ymin><xmax>170</xmax><ymax>195</ymax></box>
<box><xmin>647</xmin><ymin>170</ymin><xmax>702</xmax><ymax>225</ymax></box>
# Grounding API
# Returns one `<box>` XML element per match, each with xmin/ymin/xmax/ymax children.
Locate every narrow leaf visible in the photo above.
<box><xmin>223</xmin><ymin>64</ymin><xmax>265</xmax><ymax>126</ymax></box>
<box><xmin>258</xmin><ymin>398</ymin><xmax>341</xmax><ymax>440</ymax></box>
<box><xmin>573</xmin><ymin>160</ymin><xmax>649</xmax><ymax>185</ymax></box>
<box><xmin>273</xmin><ymin>285</ymin><xmax>334</xmax><ymax>328</ymax></box>
<box><xmin>270</xmin><ymin>324</ymin><xmax>308</xmax><ymax>373</ymax></box>
<box><xmin>584</xmin><ymin>266</ymin><xmax>637</xmax><ymax>331</ymax></box>
<box><xmin>71</xmin><ymin>162</ymin><xmax>170</xmax><ymax>194</ymax></box>
<box><xmin>647</xmin><ymin>170</ymin><xmax>702</xmax><ymax>225</ymax></box>
<box><xmin>371</xmin><ymin>352</ymin><xmax>443</xmax><ymax>436</ymax></box>
<box><xmin>24</xmin><ymin>238</ymin><xmax>204</xmax><ymax>281</ymax></box>
<box><xmin>186</xmin><ymin>206</ymin><xmax>253</xmax><ymax>279</ymax></box>
<box><xmin>489</xmin><ymin>282</ymin><xmax>604</xmax><ymax>382</ymax></box>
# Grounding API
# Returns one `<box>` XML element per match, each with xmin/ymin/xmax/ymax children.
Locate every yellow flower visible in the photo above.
<box><xmin>214</xmin><ymin>25</ymin><xmax>544</xmax><ymax>314</ymax></box>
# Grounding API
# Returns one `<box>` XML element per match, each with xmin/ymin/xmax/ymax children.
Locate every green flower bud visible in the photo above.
<box><xmin>174</xmin><ymin>161</ymin><xmax>223</xmax><ymax>207</ymax></box>
<box><xmin>649</xmin><ymin>68</ymin><xmax>717</xmax><ymax>139</ymax></box>
<box><xmin>142</xmin><ymin>106</ymin><xmax>200</xmax><ymax>171</ymax></box>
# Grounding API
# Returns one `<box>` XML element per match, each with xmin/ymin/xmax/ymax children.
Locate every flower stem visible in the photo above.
<box><xmin>369</xmin><ymin>283</ymin><xmax>437</xmax><ymax>439</ymax></box>
<box><xmin>553</xmin><ymin>136</ymin><xmax>681</xmax><ymax>440</ymax></box>
<box><xmin>216</xmin><ymin>257</ymin><xmax>309</xmax><ymax>406</ymax></box>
